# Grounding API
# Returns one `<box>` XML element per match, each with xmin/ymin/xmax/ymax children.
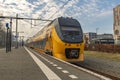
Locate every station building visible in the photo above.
<box><xmin>84</xmin><ymin>32</ymin><xmax>97</xmax><ymax>44</ymax></box>
<box><xmin>84</xmin><ymin>32</ymin><xmax>114</xmax><ymax>44</ymax></box>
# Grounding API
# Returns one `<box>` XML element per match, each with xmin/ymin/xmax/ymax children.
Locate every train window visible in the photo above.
<box><xmin>61</xmin><ymin>26</ymin><xmax>80</xmax><ymax>31</ymax></box>
<box><xmin>61</xmin><ymin>26</ymin><xmax>82</xmax><ymax>36</ymax></box>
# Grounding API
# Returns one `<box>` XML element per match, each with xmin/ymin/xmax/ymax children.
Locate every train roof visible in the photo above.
<box><xmin>45</xmin><ymin>17</ymin><xmax>80</xmax><ymax>26</ymax></box>
<box><xmin>32</xmin><ymin>17</ymin><xmax>80</xmax><ymax>41</ymax></box>
<box><xmin>57</xmin><ymin>17</ymin><xmax>80</xmax><ymax>27</ymax></box>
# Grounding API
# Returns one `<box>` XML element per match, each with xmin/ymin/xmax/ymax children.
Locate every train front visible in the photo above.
<box><xmin>52</xmin><ymin>17</ymin><xmax>84</xmax><ymax>62</ymax></box>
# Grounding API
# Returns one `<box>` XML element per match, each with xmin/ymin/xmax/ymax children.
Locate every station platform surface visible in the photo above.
<box><xmin>0</xmin><ymin>47</ymin><xmax>111</xmax><ymax>80</ymax></box>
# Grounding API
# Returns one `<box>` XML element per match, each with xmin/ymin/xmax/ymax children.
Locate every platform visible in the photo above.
<box><xmin>0</xmin><ymin>47</ymin><xmax>111</xmax><ymax>80</ymax></box>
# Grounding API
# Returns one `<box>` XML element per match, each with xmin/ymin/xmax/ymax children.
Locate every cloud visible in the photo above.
<box><xmin>97</xmin><ymin>10</ymin><xmax>113</xmax><ymax>18</ymax></box>
<box><xmin>0</xmin><ymin>0</ymin><xmax>119</xmax><ymax>39</ymax></box>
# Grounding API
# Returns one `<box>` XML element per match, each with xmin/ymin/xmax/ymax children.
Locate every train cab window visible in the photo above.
<box><xmin>61</xmin><ymin>26</ymin><xmax>81</xmax><ymax>36</ymax></box>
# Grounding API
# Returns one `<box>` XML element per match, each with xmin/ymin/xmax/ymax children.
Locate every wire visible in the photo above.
<box><xmin>35</xmin><ymin>0</ymin><xmax>72</xmax><ymax>26</ymax></box>
<box><xmin>48</xmin><ymin>0</ymin><xmax>71</xmax><ymax>19</ymax></box>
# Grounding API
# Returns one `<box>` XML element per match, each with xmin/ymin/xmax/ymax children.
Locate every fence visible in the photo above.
<box><xmin>85</xmin><ymin>44</ymin><xmax>120</xmax><ymax>53</ymax></box>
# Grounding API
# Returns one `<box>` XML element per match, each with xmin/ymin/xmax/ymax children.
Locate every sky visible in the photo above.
<box><xmin>0</xmin><ymin>0</ymin><xmax>120</xmax><ymax>40</ymax></box>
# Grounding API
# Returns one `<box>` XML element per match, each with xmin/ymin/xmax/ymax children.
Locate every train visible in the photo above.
<box><xmin>26</xmin><ymin>17</ymin><xmax>84</xmax><ymax>62</ymax></box>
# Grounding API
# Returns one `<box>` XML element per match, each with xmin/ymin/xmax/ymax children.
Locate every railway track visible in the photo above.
<box><xmin>31</xmin><ymin>48</ymin><xmax>119</xmax><ymax>80</ymax></box>
<box><xmin>73</xmin><ymin>63</ymin><xmax>120</xmax><ymax>80</ymax></box>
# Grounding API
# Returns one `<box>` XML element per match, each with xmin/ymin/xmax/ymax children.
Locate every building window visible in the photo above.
<box><xmin>115</xmin><ymin>30</ymin><xmax>119</xmax><ymax>35</ymax></box>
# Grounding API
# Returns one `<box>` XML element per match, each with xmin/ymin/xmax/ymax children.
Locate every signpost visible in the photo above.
<box><xmin>5</xmin><ymin>20</ymin><xmax>12</xmax><ymax>53</ymax></box>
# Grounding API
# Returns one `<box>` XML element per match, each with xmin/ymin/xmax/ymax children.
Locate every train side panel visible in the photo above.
<box><xmin>45</xmin><ymin>25</ymin><xmax>53</xmax><ymax>55</ymax></box>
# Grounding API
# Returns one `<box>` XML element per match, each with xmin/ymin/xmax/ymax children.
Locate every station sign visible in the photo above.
<box><xmin>15</xmin><ymin>36</ymin><xmax>19</xmax><ymax>38</ymax></box>
<box><xmin>6</xmin><ymin>23</ymin><xmax>9</xmax><ymax>29</ymax></box>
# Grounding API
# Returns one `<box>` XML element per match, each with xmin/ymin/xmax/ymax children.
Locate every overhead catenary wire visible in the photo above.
<box><xmin>35</xmin><ymin>0</ymin><xmax>72</xmax><ymax>26</ymax></box>
<box><xmin>2</xmin><ymin>0</ymin><xmax>72</xmax><ymax>27</ymax></box>
<box><xmin>0</xmin><ymin>16</ymin><xmax>52</xmax><ymax>21</ymax></box>
<box><xmin>0</xmin><ymin>0</ymin><xmax>72</xmax><ymax>38</ymax></box>
<box><xmin>31</xmin><ymin>0</ymin><xmax>72</xmax><ymax>38</ymax></box>
<box><xmin>48</xmin><ymin>0</ymin><xmax>71</xmax><ymax>19</ymax></box>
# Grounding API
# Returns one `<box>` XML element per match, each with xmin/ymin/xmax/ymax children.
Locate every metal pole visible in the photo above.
<box><xmin>96</xmin><ymin>28</ymin><xmax>99</xmax><ymax>39</ymax></box>
<box><xmin>22</xmin><ymin>39</ymin><xmax>24</xmax><ymax>46</ymax></box>
<box><xmin>6</xmin><ymin>28</ymin><xmax>8</xmax><ymax>53</ymax></box>
<box><xmin>8</xmin><ymin>26</ymin><xmax>10</xmax><ymax>51</ymax></box>
<box><xmin>20</xmin><ymin>36</ymin><xmax>21</xmax><ymax>47</ymax></box>
<box><xmin>31</xmin><ymin>19</ymin><xmax>32</xmax><ymax>28</ymax></box>
<box><xmin>16</xmin><ymin>14</ymin><xmax>18</xmax><ymax>48</ymax></box>
<box><xmin>96</xmin><ymin>28</ymin><xmax>99</xmax><ymax>35</ymax></box>
<box><xmin>9</xmin><ymin>18</ymin><xmax>12</xmax><ymax>51</ymax></box>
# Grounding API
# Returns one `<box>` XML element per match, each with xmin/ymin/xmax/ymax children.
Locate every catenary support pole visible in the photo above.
<box><xmin>15</xmin><ymin>14</ymin><xmax>18</xmax><ymax>48</ymax></box>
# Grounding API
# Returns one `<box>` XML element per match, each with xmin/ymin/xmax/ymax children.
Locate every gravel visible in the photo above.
<box><xmin>75</xmin><ymin>55</ymin><xmax>120</xmax><ymax>78</ymax></box>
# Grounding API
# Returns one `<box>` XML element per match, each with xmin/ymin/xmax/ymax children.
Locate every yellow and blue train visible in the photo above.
<box><xmin>27</xmin><ymin>17</ymin><xmax>84</xmax><ymax>62</ymax></box>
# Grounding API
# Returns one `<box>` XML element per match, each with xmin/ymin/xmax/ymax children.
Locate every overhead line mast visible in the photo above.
<box><xmin>0</xmin><ymin>15</ymin><xmax>52</xmax><ymax>51</ymax></box>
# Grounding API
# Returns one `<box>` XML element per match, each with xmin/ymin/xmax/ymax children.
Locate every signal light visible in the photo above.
<box><xmin>76</xmin><ymin>44</ymin><xmax>79</xmax><ymax>46</ymax></box>
<box><xmin>68</xmin><ymin>44</ymin><xmax>71</xmax><ymax>46</ymax></box>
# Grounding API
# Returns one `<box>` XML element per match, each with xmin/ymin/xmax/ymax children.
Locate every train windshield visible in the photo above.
<box><xmin>60</xmin><ymin>26</ymin><xmax>83</xmax><ymax>43</ymax></box>
<box><xmin>61</xmin><ymin>26</ymin><xmax>82</xmax><ymax>36</ymax></box>
<box><xmin>54</xmin><ymin>17</ymin><xmax>83</xmax><ymax>43</ymax></box>
<box><xmin>61</xmin><ymin>27</ymin><xmax>80</xmax><ymax>31</ymax></box>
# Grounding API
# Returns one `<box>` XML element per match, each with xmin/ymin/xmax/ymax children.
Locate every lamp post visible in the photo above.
<box><xmin>96</xmin><ymin>28</ymin><xmax>99</xmax><ymax>35</ymax></box>
<box><xmin>96</xmin><ymin>28</ymin><xmax>99</xmax><ymax>39</ymax></box>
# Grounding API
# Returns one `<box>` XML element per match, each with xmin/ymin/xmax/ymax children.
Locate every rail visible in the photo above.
<box><xmin>73</xmin><ymin>63</ymin><xmax>120</xmax><ymax>80</ymax></box>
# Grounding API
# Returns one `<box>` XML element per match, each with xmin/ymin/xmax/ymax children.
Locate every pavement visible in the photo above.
<box><xmin>0</xmin><ymin>47</ymin><xmax>48</xmax><ymax>80</ymax></box>
<box><xmin>0</xmin><ymin>47</ymin><xmax>111</xmax><ymax>80</ymax></box>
